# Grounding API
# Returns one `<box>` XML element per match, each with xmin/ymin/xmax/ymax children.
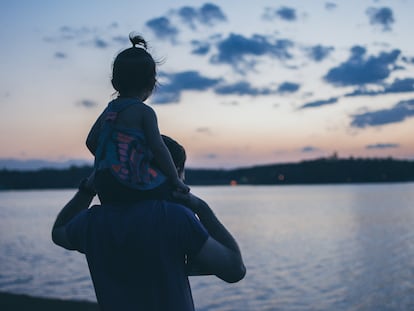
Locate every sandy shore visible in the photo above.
<box><xmin>0</xmin><ymin>292</ymin><xmax>99</xmax><ymax>311</ymax></box>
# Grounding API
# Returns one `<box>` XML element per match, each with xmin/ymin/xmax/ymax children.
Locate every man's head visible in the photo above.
<box><xmin>161</xmin><ymin>135</ymin><xmax>186</xmax><ymax>180</ymax></box>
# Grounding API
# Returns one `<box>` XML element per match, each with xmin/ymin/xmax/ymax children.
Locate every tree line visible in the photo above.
<box><xmin>0</xmin><ymin>158</ymin><xmax>413</xmax><ymax>190</ymax></box>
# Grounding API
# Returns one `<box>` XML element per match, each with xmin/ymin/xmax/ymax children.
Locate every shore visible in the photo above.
<box><xmin>0</xmin><ymin>292</ymin><xmax>99</xmax><ymax>311</ymax></box>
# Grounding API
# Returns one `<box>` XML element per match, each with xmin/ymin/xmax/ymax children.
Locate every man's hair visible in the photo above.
<box><xmin>161</xmin><ymin>135</ymin><xmax>186</xmax><ymax>175</ymax></box>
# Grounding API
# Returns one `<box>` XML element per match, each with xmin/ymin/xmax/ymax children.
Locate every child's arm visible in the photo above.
<box><xmin>86</xmin><ymin>111</ymin><xmax>106</xmax><ymax>155</ymax></box>
<box><xmin>142</xmin><ymin>106</ymin><xmax>189</xmax><ymax>192</ymax></box>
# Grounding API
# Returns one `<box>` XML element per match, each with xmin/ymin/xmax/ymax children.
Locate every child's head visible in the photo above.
<box><xmin>112</xmin><ymin>33</ymin><xmax>157</xmax><ymax>100</ymax></box>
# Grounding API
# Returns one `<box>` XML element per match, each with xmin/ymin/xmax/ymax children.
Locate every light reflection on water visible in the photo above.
<box><xmin>1</xmin><ymin>184</ymin><xmax>414</xmax><ymax>310</ymax></box>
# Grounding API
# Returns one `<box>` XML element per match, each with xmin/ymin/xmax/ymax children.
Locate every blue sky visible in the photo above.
<box><xmin>0</xmin><ymin>0</ymin><xmax>413</xmax><ymax>168</ymax></box>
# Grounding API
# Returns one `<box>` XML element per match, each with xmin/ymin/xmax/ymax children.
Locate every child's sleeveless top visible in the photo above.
<box><xmin>94</xmin><ymin>98</ymin><xmax>167</xmax><ymax>190</ymax></box>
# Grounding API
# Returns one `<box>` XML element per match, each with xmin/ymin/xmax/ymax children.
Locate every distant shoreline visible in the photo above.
<box><xmin>0</xmin><ymin>157</ymin><xmax>413</xmax><ymax>190</ymax></box>
<box><xmin>0</xmin><ymin>292</ymin><xmax>98</xmax><ymax>311</ymax></box>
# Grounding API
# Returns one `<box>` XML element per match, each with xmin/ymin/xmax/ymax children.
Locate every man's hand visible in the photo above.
<box><xmin>51</xmin><ymin>172</ymin><xmax>96</xmax><ymax>250</ymax></box>
<box><xmin>172</xmin><ymin>190</ymin><xmax>246</xmax><ymax>283</ymax></box>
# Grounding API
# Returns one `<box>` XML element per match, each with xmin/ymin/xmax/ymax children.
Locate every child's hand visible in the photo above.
<box><xmin>174</xmin><ymin>178</ymin><xmax>190</xmax><ymax>193</ymax></box>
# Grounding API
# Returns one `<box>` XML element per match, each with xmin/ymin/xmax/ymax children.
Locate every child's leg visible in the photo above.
<box><xmin>95</xmin><ymin>169</ymin><xmax>173</xmax><ymax>204</ymax></box>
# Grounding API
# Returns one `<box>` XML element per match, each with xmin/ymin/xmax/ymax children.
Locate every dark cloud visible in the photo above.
<box><xmin>277</xmin><ymin>82</ymin><xmax>300</xmax><ymax>93</ymax></box>
<box><xmin>178</xmin><ymin>3</ymin><xmax>226</xmax><ymax>28</ymax></box>
<box><xmin>178</xmin><ymin>6</ymin><xmax>198</xmax><ymax>28</ymax></box>
<box><xmin>346</xmin><ymin>78</ymin><xmax>414</xmax><ymax>97</ymax></box>
<box><xmin>210</xmin><ymin>33</ymin><xmax>293</xmax><ymax>70</ymax></box>
<box><xmin>191</xmin><ymin>40</ymin><xmax>210</xmax><ymax>55</ymax></box>
<box><xmin>324</xmin><ymin>46</ymin><xmax>400</xmax><ymax>86</ymax></box>
<box><xmin>199</xmin><ymin>3</ymin><xmax>227</xmax><ymax>25</ymax></box>
<box><xmin>93</xmin><ymin>38</ymin><xmax>109</xmax><ymax>49</ymax></box>
<box><xmin>152</xmin><ymin>71</ymin><xmax>221</xmax><ymax>104</ymax></box>
<box><xmin>213</xmin><ymin>81</ymin><xmax>299</xmax><ymax>96</ymax></box>
<box><xmin>299</xmin><ymin>97</ymin><xmax>338</xmax><ymax>109</ymax></box>
<box><xmin>215</xmin><ymin>81</ymin><xmax>275</xmax><ymax>96</ymax></box>
<box><xmin>276</xmin><ymin>7</ymin><xmax>297</xmax><ymax>21</ymax></box>
<box><xmin>325</xmin><ymin>2</ymin><xmax>337</xmax><ymax>11</ymax></box>
<box><xmin>350</xmin><ymin>99</ymin><xmax>414</xmax><ymax>128</ymax></box>
<box><xmin>77</xmin><ymin>99</ymin><xmax>98</xmax><ymax>108</ymax></box>
<box><xmin>366</xmin><ymin>7</ymin><xmax>394</xmax><ymax>31</ymax></box>
<box><xmin>146</xmin><ymin>17</ymin><xmax>178</xmax><ymax>40</ymax></box>
<box><xmin>366</xmin><ymin>143</ymin><xmax>400</xmax><ymax>149</ymax></box>
<box><xmin>54</xmin><ymin>52</ymin><xmax>67</xmax><ymax>59</ymax></box>
<box><xmin>402</xmin><ymin>56</ymin><xmax>414</xmax><ymax>64</ymax></box>
<box><xmin>263</xmin><ymin>6</ymin><xmax>297</xmax><ymax>21</ymax></box>
<box><xmin>301</xmin><ymin>146</ymin><xmax>319</xmax><ymax>153</ymax></box>
<box><xmin>306</xmin><ymin>45</ymin><xmax>334</xmax><ymax>62</ymax></box>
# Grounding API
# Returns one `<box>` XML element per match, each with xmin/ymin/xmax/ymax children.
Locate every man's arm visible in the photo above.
<box><xmin>174</xmin><ymin>192</ymin><xmax>246</xmax><ymax>283</ymax></box>
<box><xmin>51</xmin><ymin>175</ymin><xmax>96</xmax><ymax>250</ymax></box>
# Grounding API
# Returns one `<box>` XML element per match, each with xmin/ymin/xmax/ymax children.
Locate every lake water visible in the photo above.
<box><xmin>0</xmin><ymin>184</ymin><xmax>414</xmax><ymax>310</ymax></box>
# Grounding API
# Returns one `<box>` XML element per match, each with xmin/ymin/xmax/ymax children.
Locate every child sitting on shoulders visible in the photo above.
<box><xmin>86</xmin><ymin>33</ymin><xmax>189</xmax><ymax>203</ymax></box>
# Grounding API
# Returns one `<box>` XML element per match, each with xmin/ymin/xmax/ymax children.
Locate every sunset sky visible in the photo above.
<box><xmin>1</xmin><ymin>0</ymin><xmax>413</xmax><ymax>169</ymax></box>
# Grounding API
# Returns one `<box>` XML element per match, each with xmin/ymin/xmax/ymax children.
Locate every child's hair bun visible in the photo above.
<box><xmin>129</xmin><ymin>32</ymin><xmax>147</xmax><ymax>49</ymax></box>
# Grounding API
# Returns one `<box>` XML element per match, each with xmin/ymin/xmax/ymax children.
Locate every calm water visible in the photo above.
<box><xmin>1</xmin><ymin>184</ymin><xmax>414</xmax><ymax>310</ymax></box>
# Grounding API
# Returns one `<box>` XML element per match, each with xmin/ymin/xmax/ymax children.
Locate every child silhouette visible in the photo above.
<box><xmin>86</xmin><ymin>33</ymin><xmax>189</xmax><ymax>203</ymax></box>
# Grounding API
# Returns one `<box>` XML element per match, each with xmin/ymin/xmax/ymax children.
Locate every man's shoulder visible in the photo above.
<box><xmin>162</xmin><ymin>200</ymin><xmax>197</xmax><ymax>218</ymax></box>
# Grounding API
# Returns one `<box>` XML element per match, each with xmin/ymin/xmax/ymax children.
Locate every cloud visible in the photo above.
<box><xmin>196</xmin><ymin>127</ymin><xmax>212</xmax><ymax>135</ymax></box>
<box><xmin>178</xmin><ymin>3</ymin><xmax>227</xmax><ymax>28</ymax></box>
<box><xmin>325</xmin><ymin>2</ymin><xmax>337</xmax><ymax>11</ymax></box>
<box><xmin>215</xmin><ymin>81</ymin><xmax>275</xmax><ymax>96</ymax></box>
<box><xmin>77</xmin><ymin>99</ymin><xmax>98</xmax><ymax>108</ymax></box>
<box><xmin>365</xmin><ymin>143</ymin><xmax>400</xmax><ymax>149</ymax></box>
<box><xmin>203</xmin><ymin>153</ymin><xmax>218</xmax><ymax>159</ymax></box>
<box><xmin>177</xmin><ymin>6</ymin><xmax>198</xmax><ymax>28</ymax></box>
<box><xmin>93</xmin><ymin>37</ymin><xmax>109</xmax><ymax>49</ymax></box>
<box><xmin>45</xmin><ymin>24</ymin><xmax>121</xmax><ymax>50</ymax></box>
<box><xmin>299</xmin><ymin>97</ymin><xmax>338</xmax><ymax>109</ymax></box>
<box><xmin>59</xmin><ymin>25</ymin><xmax>92</xmax><ymax>39</ymax></box>
<box><xmin>213</xmin><ymin>80</ymin><xmax>299</xmax><ymax>96</ymax></box>
<box><xmin>263</xmin><ymin>6</ymin><xmax>297</xmax><ymax>21</ymax></box>
<box><xmin>44</xmin><ymin>26</ymin><xmax>92</xmax><ymax>43</ymax></box>
<box><xmin>306</xmin><ymin>45</ymin><xmax>334</xmax><ymax>62</ymax></box>
<box><xmin>301</xmin><ymin>146</ymin><xmax>319</xmax><ymax>153</ymax></box>
<box><xmin>277</xmin><ymin>82</ymin><xmax>300</xmax><ymax>93</ymax></box>
<box><xmin>276</xmin><ymin>7</ymin><xmax>297</xmax><ymax>21</ymax></box>
<box><xmin>350</xmin><ymin>99</ymin><xmax>414</xmax><ymax>128</ymax></box>
<box><xmin>198</xmin><ymin>3</ymin><xmax>227</xmax><ymax>25</ymax></box>
<box><xmin>152</xmin><ymin>71</ymin><xmax>221</xmax><ymax>104</ymax></box>
<box><xmin>210</xmin><ymin>33</ymin><xmax>294</xmax><ymax>70</ymax></box>
<box><xmin>346</xmin><ymin>78</ymin><xmax>414</xmax><ymax>97</ymax></box>
<box><xmin>54</xmin><ymin>52</ymin><xmax>67</xmax><ymax>59</ymax></box>
<box><xmin>402</xmin><ymin>56</ymin><xmax>414</xmax><ymax>64</ymax></box>
<box><xmin>146</xmin><ymin>17</ymin><xmax>179</xmax><ymax>40</ymax></box>
<box><xmin>191</xmin><ymin>40</ymin><xmax>211</xmax><ymax>55</ymax></box>
<box><xmin>366</xmin><ymin>7</ymin><xmax>394</xmax><ymax>31</ymax></box>
<box><xmin>324</xmin><ymin>46</ymin><xmax>400</xmax><ymax>86</ymax></box>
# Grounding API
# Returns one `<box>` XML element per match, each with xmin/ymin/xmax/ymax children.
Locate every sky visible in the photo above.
<box><xmin>1</xmin><ymin>0</ymin><xmax>414</xmax><ymax>169</ymax></box>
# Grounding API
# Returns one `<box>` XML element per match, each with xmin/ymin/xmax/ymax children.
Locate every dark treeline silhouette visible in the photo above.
<box><xmin>0</xmin><ymin>158</ymin><xmax>413</xmax><ymax>190</ymax></box>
